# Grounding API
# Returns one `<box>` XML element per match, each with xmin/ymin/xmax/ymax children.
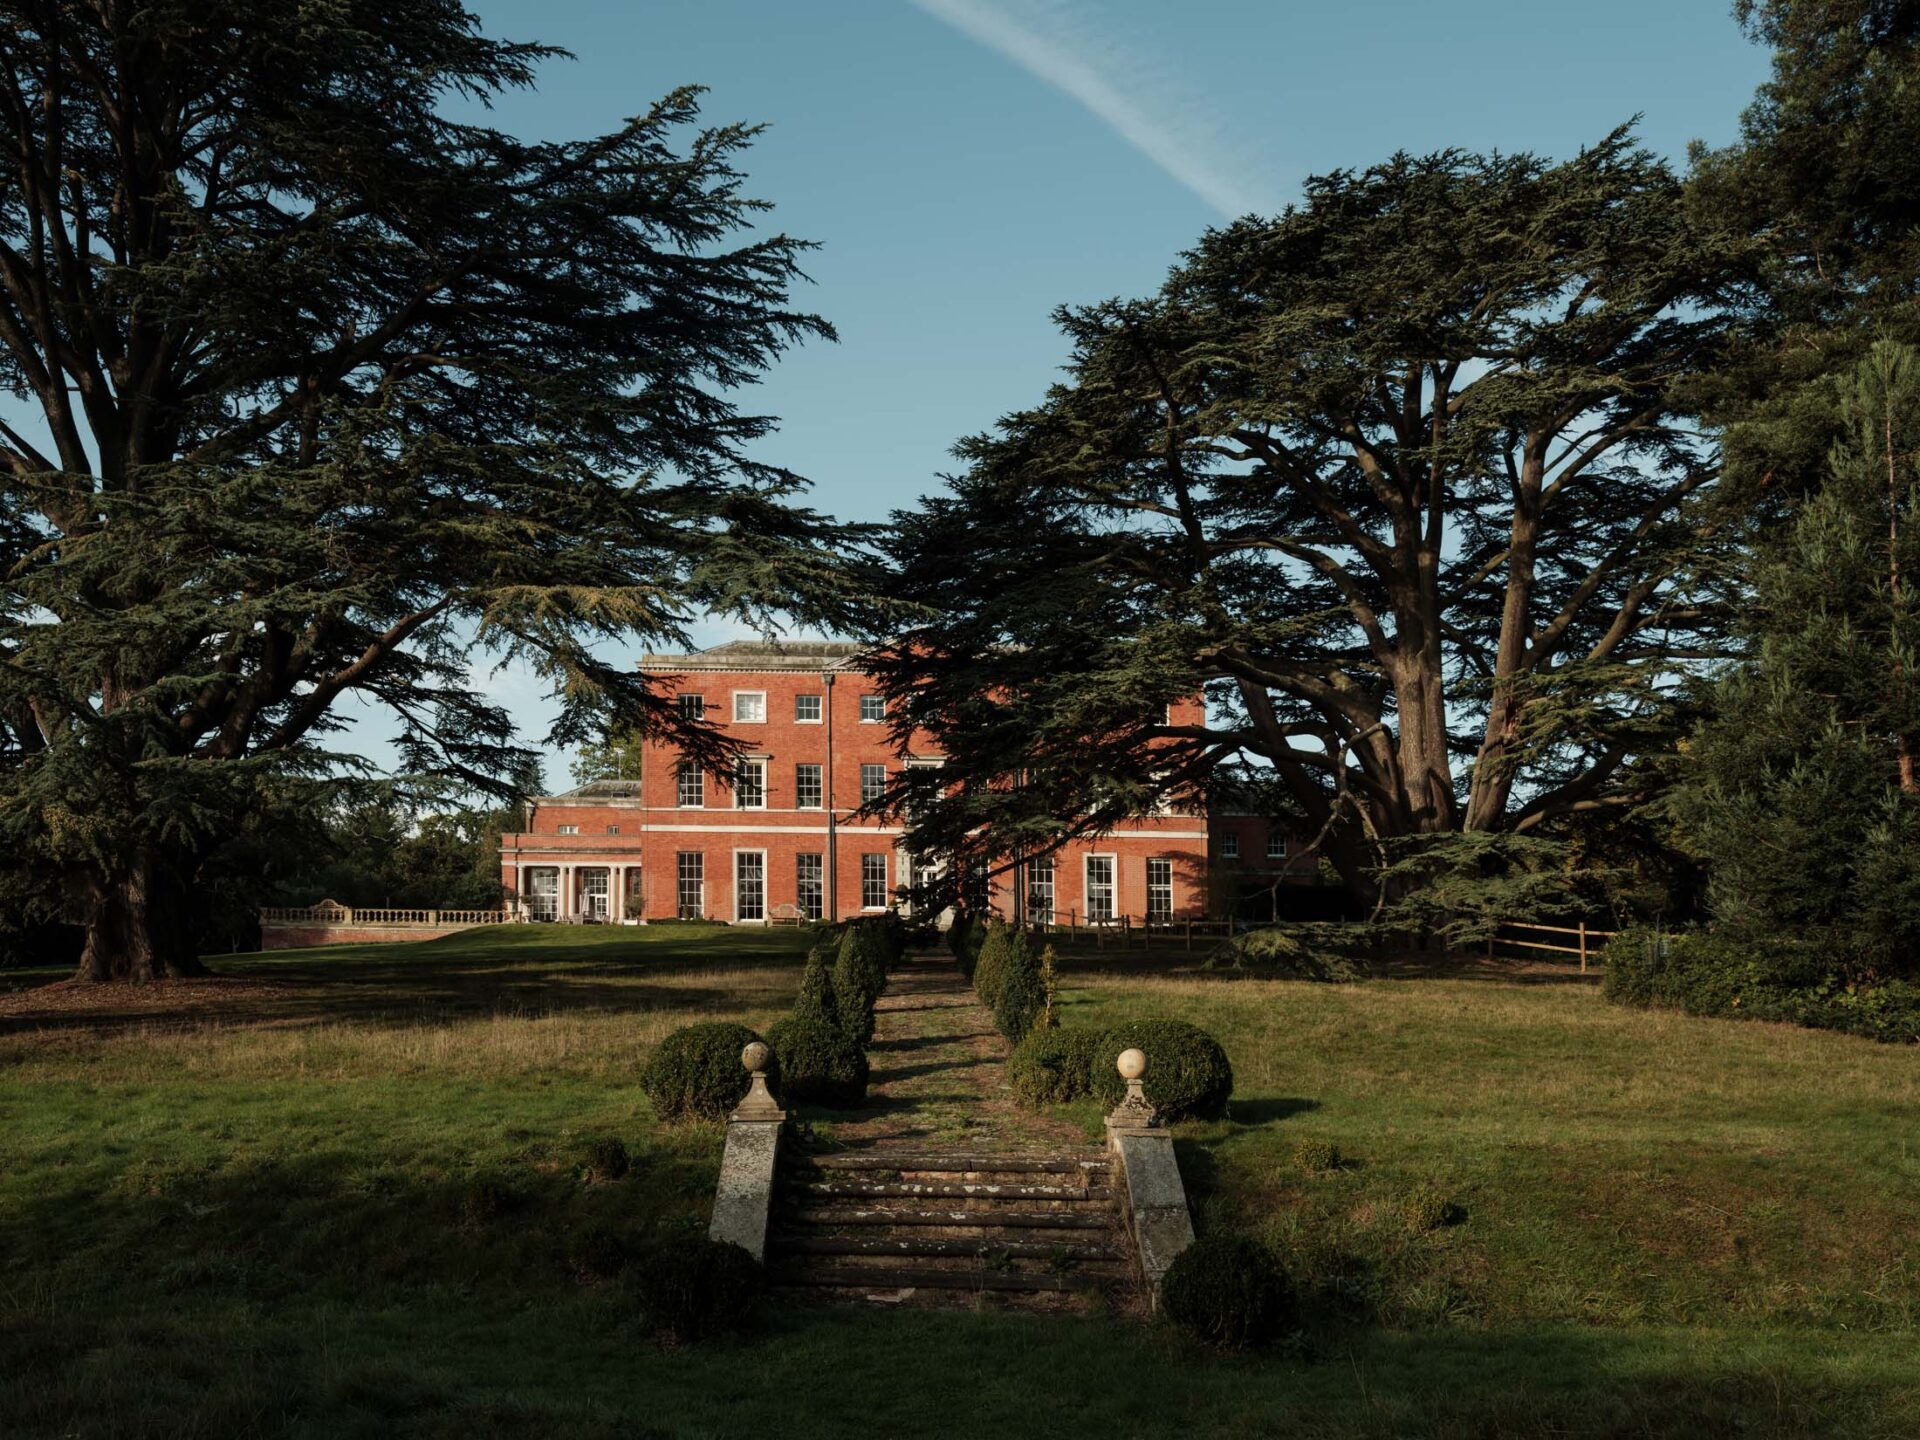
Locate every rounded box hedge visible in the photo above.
<box><xmin>1160</xmin><ymin>1232</ymin><xmax>1294</xmax><ymax>1350</ymax></box>
<box><xmin>1007</xmin><ymin>1024</ymin><xmax>1100</xmax><ymax>1108</ymax></box>
<box><xmin>1087</xmin><ymin>1018</ymin><xmax>1233</xmax><ymax>1120</ymax></box>
<box><xmin>639</xmin><ymin>1021</ymin><xmax>772</xmax><ymax>1122</ymax></box>
<box><xmin>766</xmin><ymin>1015</ymin><xmax>869</xmax><ymax>1108</ymax></box>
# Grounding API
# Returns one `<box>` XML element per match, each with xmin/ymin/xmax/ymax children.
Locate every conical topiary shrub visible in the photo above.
<box><xmin>993</xmin><ymin>928</ymin><xmax>1045</xmax><ymax>1044</ymax></box>
<box><xmin>834</xmin><ymin>926</ymin><xmax>882</xmax><ymax>1042</ymax></box>
<box><xmin>793</xmin><ymin>944</ymin><xmax>840</xmax><ymax>1030</ymax></box>
<box><xmin>973</xmin><ymin>920</ymin><xmax>1014</xmax><ymax>1011</ymax></box>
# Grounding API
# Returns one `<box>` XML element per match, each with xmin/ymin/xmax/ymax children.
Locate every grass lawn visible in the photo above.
<box><xmin>3</xmin><ymin>926</ymin><xmax>1917</xmax><ymax>1437</ymax></box>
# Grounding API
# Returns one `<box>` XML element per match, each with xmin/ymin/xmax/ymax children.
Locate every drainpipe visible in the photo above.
<box><xmin>824</xmin><ymin>669</ymin><xmax>838</xmax><ymax>923</ymax></box>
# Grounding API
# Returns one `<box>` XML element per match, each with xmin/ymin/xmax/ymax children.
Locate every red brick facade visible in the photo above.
<box><xmin>496</xmin><ymin>640</ymin><xmax>1223</xmax><ymax>926</ymax></box>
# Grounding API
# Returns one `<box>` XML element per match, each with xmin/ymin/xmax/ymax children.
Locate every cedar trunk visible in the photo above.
<box><xmin>74</xmin><ymin>854</ymin><xmax>207</xmax><ymax>983</ymax></box>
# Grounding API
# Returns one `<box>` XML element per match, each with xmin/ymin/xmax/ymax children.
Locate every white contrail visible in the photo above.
<box><xmin>907</xmin><ymin>0</ymin><xmax>1273</xmax><ymax>220</ymax></box>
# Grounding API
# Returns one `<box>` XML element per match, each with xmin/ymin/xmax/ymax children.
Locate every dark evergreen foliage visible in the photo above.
<box><xmin>792</xmin><ymin>945</ymin><xmax>842</xmax><ymax>1032</ymax></box>
<box><xmin>864</xmin><ymin>133</ymin><xmax>1749</xmax><ymax>918</ymax></box>
<box><xmin>1604</xmin><ymin>929</ymin><xmax>1920</xmax><ymax>1044</ymax></box>
<box><xmin>1159</xmin><ymin>1232</ymin><xmax>1296</xmax><ymax>1351</ymax></box>
<box><xmin>630</xmin><ymin>1238</ymin><xmax>763</xmax><ymax>1344</ymax></box>
<box><xmin>991</xmin><ymin>927</ymin><xmax>1045</xmax><ymax>1044</ymax></box>
<box><xmin>1006</xmin><ymin>1024</ymin><xmax>1100</xmax><ymax>1108</ymax></box>
<box><xmin>764</xmin><ymin>1015</ymin><xmax>869</xmax><ymax>1108</ymax></box>
<box><xmin>1674</xmin><ymin>342</ymin><xmax>1920</xmax><ymax>975</ymax></box>
<box><xmin>638</xmin><ymin>1022</ymin><xmax>768</xmax><ymax>1123</ymax></box>
<box><xmin>1088</xmin><ymin>1019</ymin><xmax>1234</xmax><ymax>1120</ymax></box>
<box><xmin>971</xmin><ymin>920</ymin><xmax>1015</xmax><ymax>1011</ymax></box>
<box><xmin>0</xmin><ymin>0</ymin><xmax>860</xmax><ymax>981</ymax></box>
<box><xmin>832</xmin><ymin>924</ymin><xmax>885</xmax><ymax>1042</ymax></box>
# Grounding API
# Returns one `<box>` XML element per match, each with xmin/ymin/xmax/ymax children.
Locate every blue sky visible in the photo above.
<box><xmin>351</xmin><ymin>0</ymin><xmax>1773</xmax><ymax>783</ymax></box>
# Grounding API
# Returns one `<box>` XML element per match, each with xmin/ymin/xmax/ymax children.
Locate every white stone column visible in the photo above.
<box><xmin>561</xmin><ymin>864</ymin><xmax>574</xmax><ymax>921</ymax></box>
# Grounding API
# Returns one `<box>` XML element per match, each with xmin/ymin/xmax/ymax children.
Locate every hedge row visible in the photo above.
<box><xmin>1006</xmin><ymin>1016</ymin><xmax>1233</xmax><ymax>1119</ymax></box>
<box><xmin>643</xmin><ymin>915</ymin><xmax>910</xmax><ymax>1120</ymax></box>
<box><xmin>1604</xmin><ymin>929</ymin><xmax>1920</xmax><ymax>1044</ymax></box>
<box><xmin>970</xmin><ymin>920</ymin><xmax>1051</xmax><ymax>1045</ymax></box>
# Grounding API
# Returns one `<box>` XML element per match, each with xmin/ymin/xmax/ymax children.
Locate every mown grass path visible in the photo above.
<box><xmin>822</xmin><ymin>951</ymin><xmax>1087</xmax><ymax>1154</ymax></box>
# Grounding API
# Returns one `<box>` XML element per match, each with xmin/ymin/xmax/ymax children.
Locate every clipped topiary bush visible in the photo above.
<box><xmin>577</xmin><ymin>1135</ymin><xmax>631</xmax><ymax>1184</ymax></box>
<box><xmin>639</xmin><ymin>1022</ymin><xmax>768</xmax><ymax>1123</ymax></box>
<box><xmin>973</xmin><ymin>921</ymin><xmax>1014</xmax><ymax>1011</ymax></box>
<box><xmin>630</xmin><ymin>1237</ymin><xmax>763</xmax><ymax>1343</ymax></box>
<box><xmin>833</xmin><ymin>926</ymin><xmax>885</xmax><ymax>1042</ymax></box>
<box><xmin>1088</xmin><ymin>1018</ymin><xmax>1233</xmax><ymax>1120</ymax></box>
<box><xmin>793</xmin><ymin>944</ymin><xmax>842</xmax><ymax>1031</ymax></box>
<box><xmin>869</xmin><ymin>912</ymin><xmax>907</xmax><ymax>969</ymax></box>
<box><xmin>1007</xmin><ymin>1024</ymin><xmax>1100</xmax><ymax>1108</ymax></box>
<box><xmin>993</xmin><ymin>928</ymin><xmax>1045</xmax><ymax>1044</ymax></box>
<box><xmin>947</xmin><ymin>911</ymin><xmax>974</xmax><ymax>965</ymax></box>
<box><xmin>1290</xmin><ymin>1137</ymin><xmax>1342</xmax><ymax>1174</ymax></box>
<box><xmin>1160</xmin><ymin>1231</ymin><xmax>1295</xmax><ymax>1351</ymax></box>
<box><xmin>766</xmin><ymin>1015</ymin><xmax>869</xmax><ymax>1108</ymax></box>
<box><xmin>568</xmin><ymin>1222</ymin><xmax>632</xmax><ymax>1280</ymax></box>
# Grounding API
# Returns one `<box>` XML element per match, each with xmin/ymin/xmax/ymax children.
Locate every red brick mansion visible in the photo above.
<box><xmin>496</xmin><ymin>640</ymin><xmax>1308</xmax><ymax>926</ymax></box>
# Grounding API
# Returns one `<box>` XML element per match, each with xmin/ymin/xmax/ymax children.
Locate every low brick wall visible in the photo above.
<box><xmin>261</xmin><ymin>923</ymin><xmax>476</xmax><ymax>950</ymax></box>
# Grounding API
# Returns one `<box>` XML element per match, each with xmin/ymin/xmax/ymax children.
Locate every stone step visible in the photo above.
<box><xmin>787</xmin><ymin>1205</ymin><xmax>1115</xmax><ymax>1230</ymax></box>
<box><xmin>794</xmin><ymin>1153</ymin><xmax>1108</xmax><ymax>1175</ymax></box>
<box><xmin>787</xmin><ymin>1178</ymin><xmax>1113</xmax><ymax>1203</ymax></box>
<box><xmin>769</xmin><ymin>1262</ymin><xmax>1115</xmax><ymax>1294</ymax></box>
<box><xmin>771</xmin><ymin>1234</ymin><xmax>1126</xmax><ymax>1262</ymax></box>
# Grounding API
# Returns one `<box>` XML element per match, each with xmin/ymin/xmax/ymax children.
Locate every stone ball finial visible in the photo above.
<box><xmin>741</xmin><ymin>1040</ymin><xmax>769</xmax><ymax>1074</ymax></box>
<box><xmin>1116</xmin><ymin>1047</ymin><xmax>1147</xmax><ymax>1081</ymax></box>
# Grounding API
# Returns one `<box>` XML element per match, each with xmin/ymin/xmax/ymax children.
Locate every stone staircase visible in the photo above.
<box><xmin>766</xmin><ymin>1148</ymin><xmax>1138</xmax><ymax>1302</ymax></box>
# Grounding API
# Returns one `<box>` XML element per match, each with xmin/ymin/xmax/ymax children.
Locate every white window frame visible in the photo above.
<box><xmin>581</xmin><ymin>868</ymin><xmax>610</xmax><ymax>921</ymax></box>
<box><xmin>858</xmin><ymin>694</ymin><xmax>886</xmax><ymax>724</ymax></box>
<box><xmin>797</xmin><ymin>852</ymin><xmax>824</xmax><ymax>921</ymax></box>
<box><xmin>1026</xmin><ymin>855</ymin><xmax>1055</xmax><ymax>924</ymax></box>
<box><xmin>734</xmin><ymin>849</ymin><xmax>767</xmax><ymax>924</ymax></box>
<box><xmin>1084</xmin><ymin>853</ymin><xmax>1117</xmax><ymax>923</ymax></box>
<box><xmin>607</xmin><ymin>825</ymin><xmax>619</xmax><ymax>836</ymax></box>
<box><xmin>556</xmin><ymin>824</ymin><xmax>579</xmax><ymax>836</ymax></box>
<box><xmin>734</xmin><ymin>757</ymin><xmax>766</xmax><ymax>810</ymax></box>
<box><xmin>859</xmin><ymin>762</ymin><xmax>887</xmax><ymax>806</ymax></box>
<box><xmin>795</xmin><ymin>762</ymin><xmax>823</xmax><ymax>810</ymax></box>
<box><xmin>677</xmin><ymin>762</ymin><xmax>704</xmax><ymax>808</ymax></box>
<box><xmin>675</xmin><ymin>852</ymin><xmax>704</xmax><ymax>919</ymax></box>
<box><xmin>794</xmin><ymin>693</ymin><xmax>823</xmax><ymax>723</ymax></box>
<box><xmin>528</xmin><ymin>867</ymin><xmax>559</xmax><ymax>922</ymax></box>
<box><xmin>1267</xmin><ymin>833</ymin><xmax>1285</xmax><ymax>860</ymax></box>
<box><xmin>1222</xmin><ymin>833</ymin><xmax>1240</xmax><ymax>859</ymax></box>
<box><xmin>678</xmin><ymin>693</ymin><xmax>705</xmax><ymax>721</ymax></box>
<box><xmin>732</xmin><ymin>690</ymin><xmax>767</xmax><ymax>724</ymax></box>
<box><xmin>1146</xmin><ymin>858</ymin><xmax>1173</xmax><ymax>923</ymax></box>
<box><xmin>860</xmin><ymin>852</ymin><xmax>889</xmax><ymax>910</ymax></box>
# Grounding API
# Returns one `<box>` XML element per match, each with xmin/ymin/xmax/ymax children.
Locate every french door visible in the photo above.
<box><xmin>735</xmin><ymin>851</ymin><xmax>767</xmax><ymax>923</ymax></box>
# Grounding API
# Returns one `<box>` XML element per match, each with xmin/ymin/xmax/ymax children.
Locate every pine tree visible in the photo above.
<box><xmin>1677</xmin><ymin>341</ymin><xmax>1920</xmax><ymax>972</ymax></box>
<box><xmin>0</xmin><ymin>1</ymin><xmax>859</xmax><ymax>980</ymax></box>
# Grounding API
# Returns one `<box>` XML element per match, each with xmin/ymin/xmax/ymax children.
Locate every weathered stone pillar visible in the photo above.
<box><xmin>1105</xmin><ymin>1047</ymin><xmax>1195</xmax><ymax>1303</ymax></box>
<box><xmin>709</xmin><ymin>1041</ymin><xmax>786</xmax><ymax>1261</ymax></box>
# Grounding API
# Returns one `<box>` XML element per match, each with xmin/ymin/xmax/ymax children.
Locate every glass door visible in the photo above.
<box><xmin>735</xmin><ymin>851</ymin><xmax>766</xmax><ymax>923</ymax></box>
<box><xmin>528</xmin><ymin>868</ymin><xmax>558</xmax><ymax>922</ymax></box>
<box><xmin>581</xmin><ymin>869</ymin><xmax>609</xmax><ymax>921</ymax></box>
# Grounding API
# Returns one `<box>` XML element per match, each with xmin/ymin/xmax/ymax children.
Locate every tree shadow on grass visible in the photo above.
<box><xmin>1227</xmin><ymin>1096</ymin><xmax>1321</xmax><ymax>1126</ymax></box>
<box><xmin>0</xmin><ymin>929</ymin><xmax>810</xmax><ymax>1040</ymax></box>
<box><xmin>4</xmin><ymin>1147</ymin><xmax>1911</xmax><ymax>1439</ymax></box>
